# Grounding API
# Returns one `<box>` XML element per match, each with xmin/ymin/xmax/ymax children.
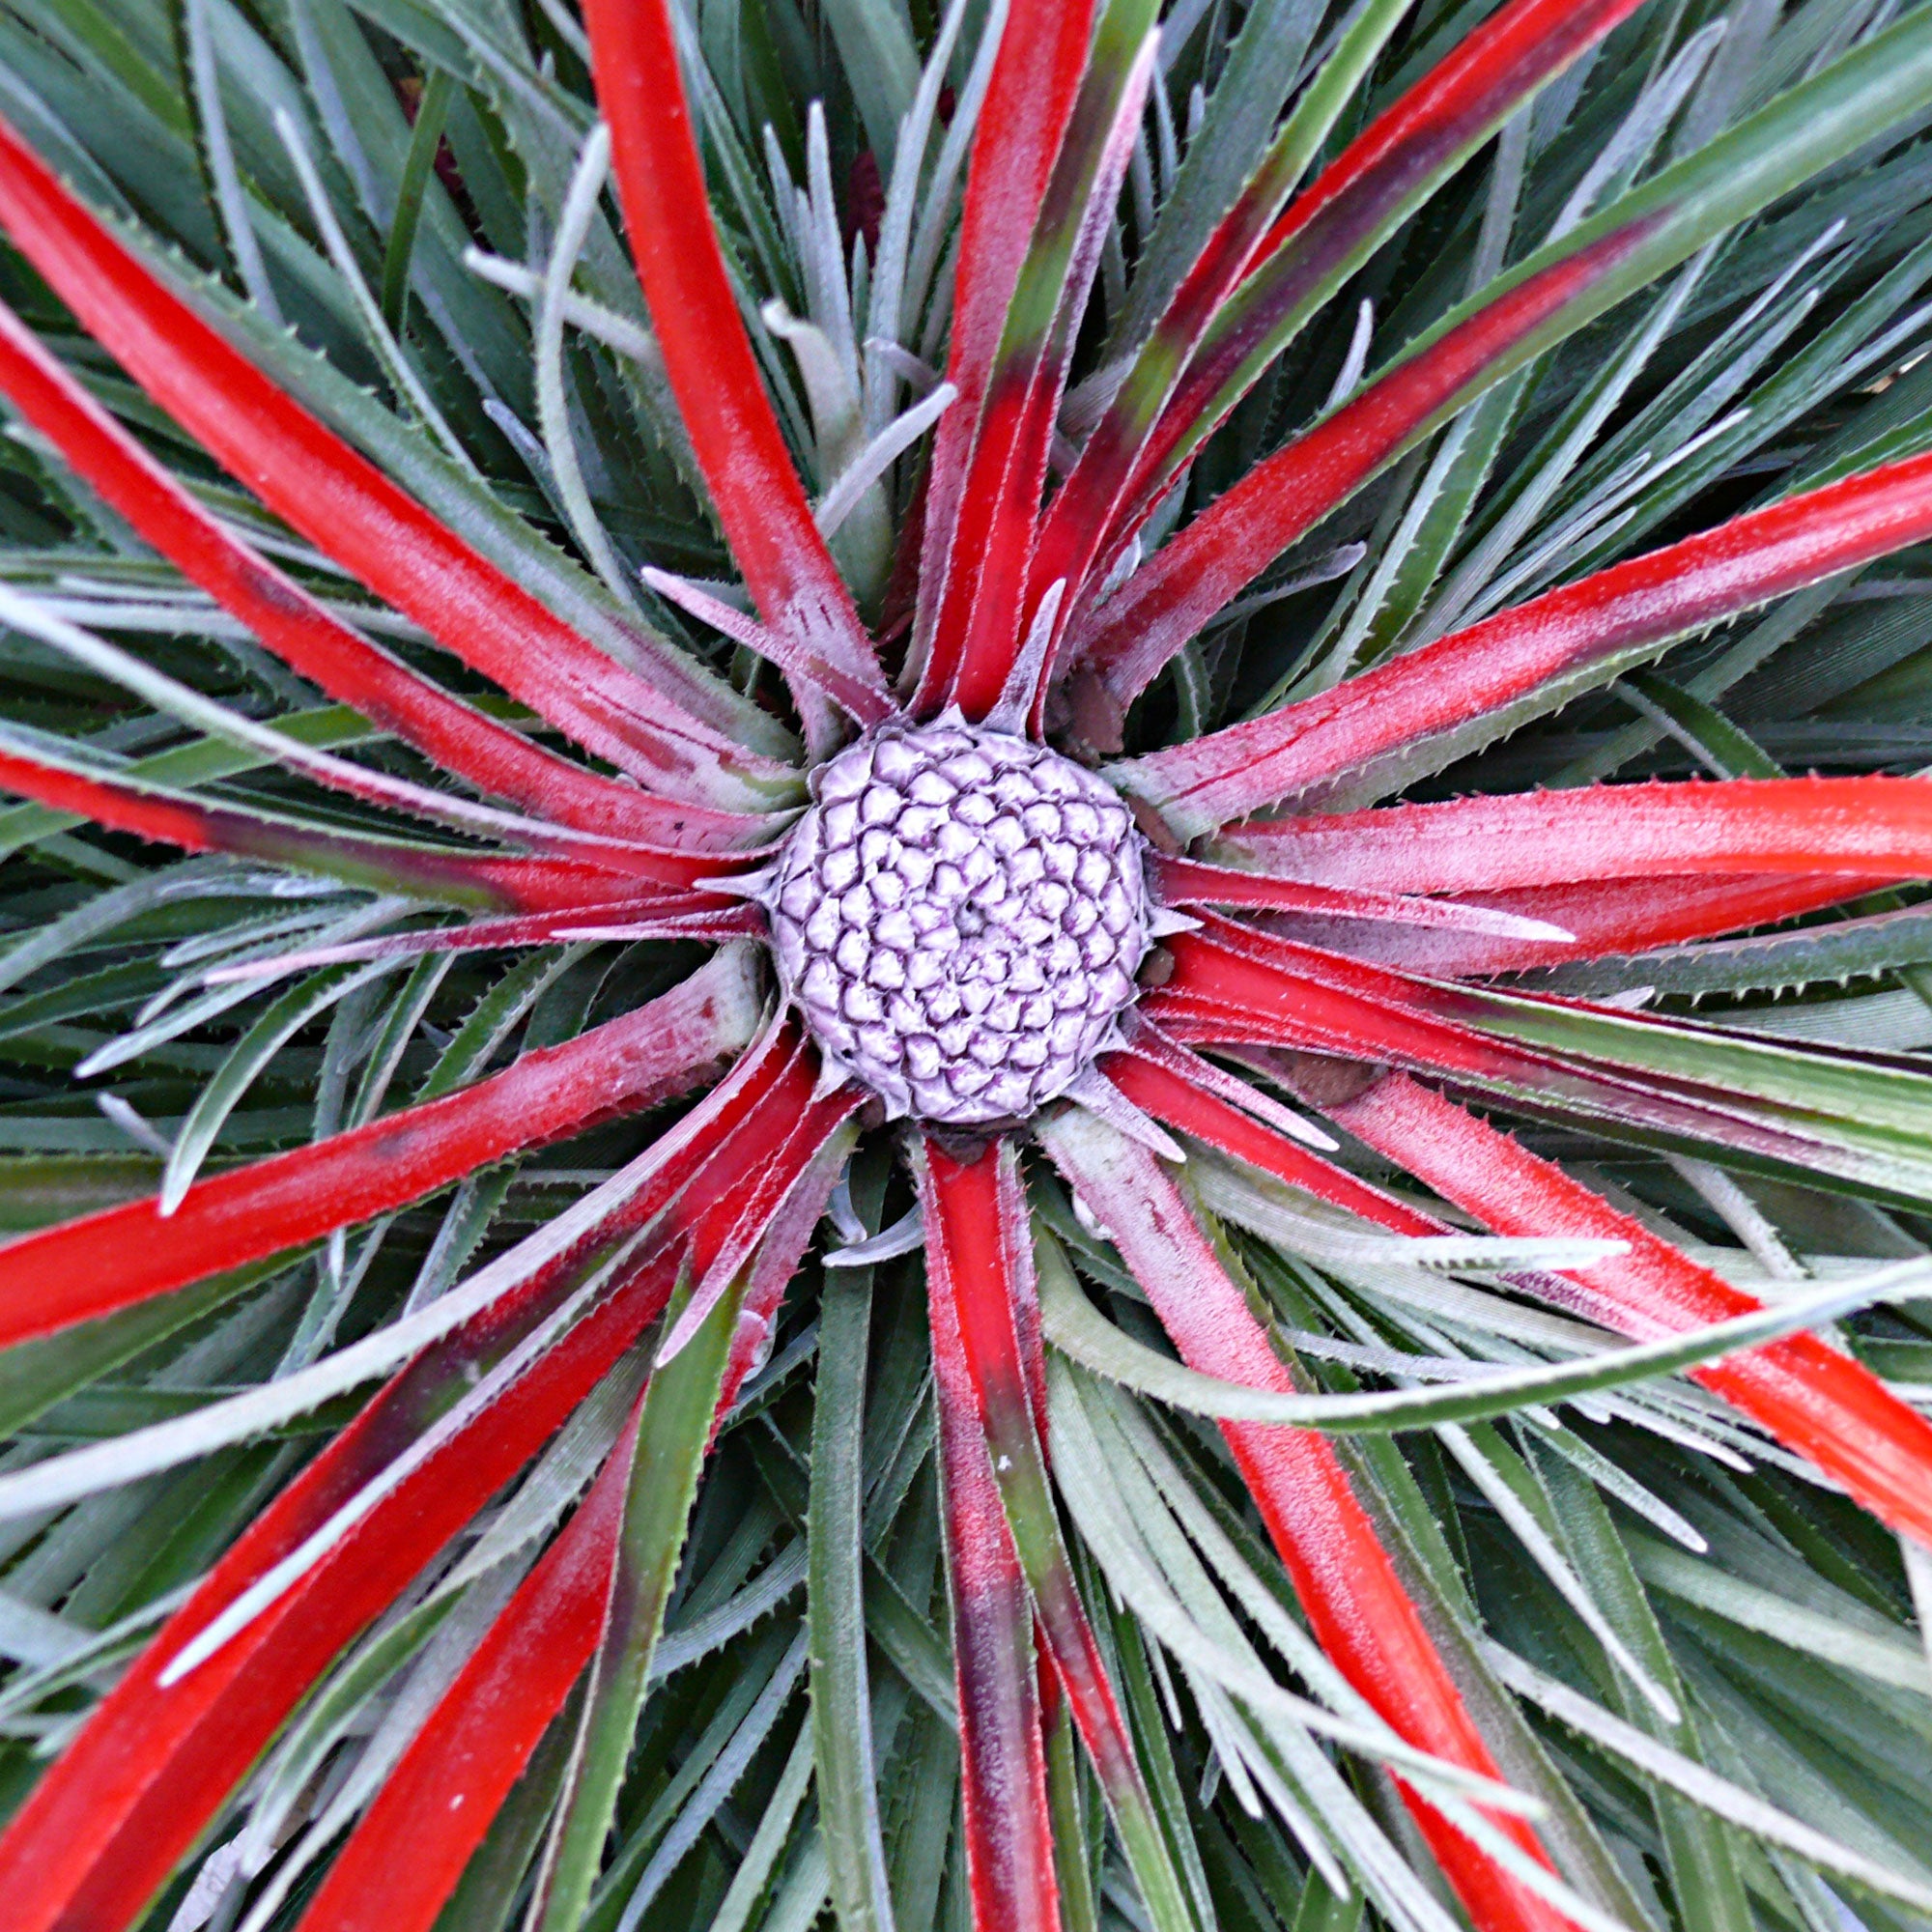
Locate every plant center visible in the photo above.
<box><xmin>768</xmin><ymin>721</ymin><xmax>1151</xmax><ymax>1124</ymax></box>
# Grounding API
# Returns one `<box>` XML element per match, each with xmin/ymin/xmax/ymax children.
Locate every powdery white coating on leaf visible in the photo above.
<box><xmin>769</xmin><ymin>720</ymin><xmax>1149</xmax><ymax>1122</ymax></box>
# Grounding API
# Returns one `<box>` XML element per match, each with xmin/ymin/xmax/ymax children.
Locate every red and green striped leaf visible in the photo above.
<box><xmin>1122</xmin><ymin>452</ymin><xmax>1932</xmax><ymax>836</ymax></box>
<box><xmin>0</xmin><ymin>110</ymin><xmax>759</xmax><ymax>804</ymax></box>
<box><xmin>919</xmin><ymin>1136</ymin><xmax>1197</xmax><ymax>1932</ymax></box>
<box><xmin>1035</xmin><ymin>1107</ymin><xmax>1571</xmax><ymax>1932</ymax></box>
<box><xmin>1072</xmin><ymin>10</ymin><xmax>1932</xmax><ymax>724</ymax></box>
<box><xmin>1327</xmin><ymin>1071</ymin><xmax>1932</xmax><ymax>1549</ymax></box>
<box><xmin>908</xmin><ymin>0</ymin><xmax>1097</xmax><ymax>702</ymax></box>
<box><xmin>923</xmin><ymin>1146</ymin><xmax>1063</xmax><ymax>1932</ymax></box>
<box><xmin>0</xmin><ymin>946</ymin><xmax>763</xmax><ymax>1347</ymax></box>
<box><xmin>0</xmin><ymin>1235</ymin><xmax>684</xmax><ymax>1932</ymax></box>
<box><xmin>197</xmin><ymin>899</ymin><xmax>764</xmax><ymax>983</ymax></box>
<box><xmin>582</xmin><ymin>0</ymin><xmax>887</xmax><ymax>721</ymax></box>
<box><xmin>297</xmin><ymin>1107</ymin><xmax>846</xmax><ymax>1932</ymax></box>
<box><xmin>922</xmin><ymin>0</ymin><xmax>1159</xmax><ymax>719</ymax></box>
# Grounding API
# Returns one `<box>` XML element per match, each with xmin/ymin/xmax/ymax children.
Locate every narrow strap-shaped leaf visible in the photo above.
<box><xmin>1119</xmin><ymin>451</ymin><xmax>1932</xmax><ymax>836</ymax></box>
<box><xmin>159</xmin><ymin>959</ymin><xmax>400</xmax><ymax>1214</ymax></box>
<box><xmin>0</xmin><ymin>109</ymin><xmax>753</xmax><ymax>800</ymax></box>
<box><xmin>1100</xmin><ymin>1045</ymin><xmax>1442</xmax><ymax>1233</ymax></box>
<box><xmin>924</xmin><ymin>1152</ymin><xmax>1063</xmax><ymax>1932</ymax></box>
<box><xmin>294</xmin><ymin>1397</ymin><xmax>640</xmax><ymax>1932</ymax></box>
<box><xmin>810</xmin><ymin>1163</ymin><xmax>897</xmax><ymax>1932</ymax></box>
<box><xmin>1037</xmin><ymin>1234</ymin><xmax>1932</xmax><ymax>1434</ymax></box>
<box><xmin>1159</xmin><ymin>904</ymin><xmax>1932</xmax><ymax>1190</ymax></box>
<box><xmin>1291</xmin><ymin>952</ymin><xmax>1932</xmax><ymax>1148</ymax></box>
<box><xmin>1281</xmin><ymin>873</ymin><xmax>1874</xmax><ymax>982</ymax></box>
<box><xmin>1215</xmin><ymin>775</ymin><xmax>1932</xmax><ymax>897</ymax></box>
<box><xmin>1109</xmin><ymin>1017</ymin><xmax>1337</xmax><ymax>1148</ymax></box>
<box><xmin>528</xmin><ymin>1266</ymin><xmax>750</xmax><ymax>1932</ymax></box>
<box><xmin>1102</xmin><ymin>0</ymin><xmax>1650</xmax><ymax>548</ymax></box>
<box><xmin>582</xmin><ymin>0</ymin><xmax>887</xmax><ymax>717</ymax></box>
<box><xmin>0</xmin><ymin>946</ymin><xmax>763</xmax><ymax>1347</ymax></box>
<box><xmin>1151</xmin><ymin>854</ymin><xmax>1572</xmax><ymax>941</ymax></box>
<box><xmin>0</xmin><ymin>731</ymin><xmax>641</xmax><ymax>911</ymax></box>
<box><xmin>201</xmin><ymin>899</ymin><xmax>762</xmax><ymax>983</ymax></box>
<box><xmin>0</xmin><ymin>296</ymin><xmax>756</xmax><ymax>854</ymax></box>
<box><xmin>1034</xmin><ymin>0</ymin><xmax>1633</xmax><ymax>657</ymax></box>
<box><xmin>1527</xmin><ymin>895</ymin><xmax>1932</xmax><ymax>1002</ymax></box>
<box><xmin>1034</xmin><ymin>1108</ymin><xmax>1570</xmax><ymax>1932</ymax></box>
<box><xmin>923</xmin><ymin>2</ymin><xmax>1159</xmax><ymax>719</ymax></box>
<box><xmin>1099</xmin><ymin>0</ymin><xmax>1337</xmax><ymax>356</ymax></box>
<box><xmin>1147</xmin><ymin>923</ymin><xmax>1932</xmax><ymax>1202</ymax></box>
<box><xmin>918</xmin><ymin>1137</ymin><xmax>1196</xmax><ymax>1932</ymax></box>
<box><xmin>0</xmin><ymin>1035</ymin><xmax>825</xmax><ymax>1932</ymax></box>
<box><xmin>908</xmin><ymin>0</ymin><xmax>1097</xmax><ymax>699</ymax></box>
<box><xmin>641</xmin><ymin>565</ymin><xmax>894</xmax><ymax>728</ymax></box>
<box><xmin>1326</xmin><ymin>1070</ymin><xmax>1932</xmax><ymax>1550</ymax></box>
<box><xmin>1073</xmin><ymin>11</ymin><xmax>1932</xmax><ymax>723</ymax></box>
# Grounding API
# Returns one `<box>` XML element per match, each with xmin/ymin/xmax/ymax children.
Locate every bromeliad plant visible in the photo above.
<box><xmin>9</xmin><ymin>0</ymin><xmax>1932</xmax><ymax>1925</ymax></box>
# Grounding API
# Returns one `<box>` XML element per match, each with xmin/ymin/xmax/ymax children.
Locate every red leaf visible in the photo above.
<box><xmin>1037</xmin><ymin>1112</ymin><xmax>1570</xmax><ymax>1932</ymax></box>
<box><xmin>1120</xmin><ymin>448</ymin><xmax>1932</xmax><ymax>835</ymax></box>
<box><xmin>922</xmin><ymin>1142</ymin><xmax>1063</xmax><ymax>1932</ymax></box>
<box><xmin>296</xmin><ymin>1099</ymin><xmax>844</xmax><ymax>1932</ymax></box>
<box><xmin>923</xmin><ymin>1138</ymin><xmax>1190</xmax><ymax>1932</ymax></box>
<box><xmin>1067</xmin><ymin>223</ymin><xmax>1656</xmax><ymax>721</ymax></box>
<box><xmin>1034</xmin><ymin>0</ymin><xmax>1646</xmax><ymax>652</ymax></box>
<box><xmin>0</xmin><ymin>948</ymin><xmax>762</xmax><ymax>1347</ymax></box>
<box><xmin>1328</xmin><ymin>1072</ymin><xmax>1932</xmax><ymax>1548</ymax></box>
<box><xmin>0</xmin><ymin>1032</ymin><xmax>823</xmax><ymax>1932</ymax></box>
<box><xmin>909</xmin><ymin>0</ymin><xmax>1096</xmax><ymax>706</ymax></box>
<box><xmin>1260</xmin><ymin>873</ymin><xmax>1874</xmax><ymax>980</ymax></box>
<box><xmin>294</xmin><ymin>1396</ymin><xmax>639</xmax><ymax>1932</ymax></box>
<box><xmin>0</xmin><ymin>738</ymin><xmax>644</xmax><ymax>910</ymax></box>
<box><xmin>1151</xmin><ymin>853</ymin><xmax>1574</xmax><ymax>941</ymax></box>
<box><xmin>927</xmin><ymin>20</ymin><xmax>1157</xmax><ymax>721</ymax></box>
<box><xmin>1219</xmin><ymin>776</ymin><xmax>1932</xmax><ymax>896</ymax></box>
<box><xmin>0</xmin><ymin>110</ymin><xmax>757</xmax><ymax>800</ymax></box>
<box><xmin>1101</xmin><ymin>1042</ymin><xmax>1443</xmax><ymax>1233</ymax></box>
<box><xmin>582</xmin><ymin>0</ymin><xmax>887</xmax><ymax>716</ymax></box>
<box><xmin>0</xmin><ymin>298</ymin><xmax>759</xmax><ymax>859</ymax></box>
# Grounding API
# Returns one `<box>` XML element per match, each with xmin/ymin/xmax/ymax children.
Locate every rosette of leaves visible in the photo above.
<box><xmin>7</xmin><ymin>1</ymin><xmax>1932</xmax><ymax>1929</ymax></box>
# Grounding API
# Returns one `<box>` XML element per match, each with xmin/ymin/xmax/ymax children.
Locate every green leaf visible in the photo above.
<box><xmin>810</xmin><ymin>1163</ymin><xmax>895</xmax><ymax>1932</ymax></box>
<box><xmin>532</xmin><ymin>1269</ymin><xmax>747</xmax><ymax>1932</ymax></box>
<box><xmin>1037</xmin><ymin>1236</ymin><xmax>1932</xmax><ymax>1432</ymax></box>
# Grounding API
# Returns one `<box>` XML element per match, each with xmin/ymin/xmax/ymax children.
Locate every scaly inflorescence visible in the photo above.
<box><xmin>767</xmin><ymin>720</ymin><xmax>1150</xmax><ymax>1123</ymax></box>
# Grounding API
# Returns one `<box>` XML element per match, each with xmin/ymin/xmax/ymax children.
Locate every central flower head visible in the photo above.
<box><xmin>769</xmin><ymin>720</ymin><xmax>1150</xmax><ymax>1124</ymax></box>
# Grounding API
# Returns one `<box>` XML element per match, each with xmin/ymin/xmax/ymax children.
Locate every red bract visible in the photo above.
<box><xmin>4</xmin><ymin>1</ymin><xmax>1932</xmax><ymax>1928</ymax></box>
